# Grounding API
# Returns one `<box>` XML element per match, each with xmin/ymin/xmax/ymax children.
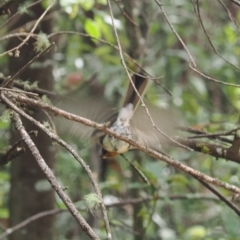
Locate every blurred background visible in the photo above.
<box><xmin>0</xmin><ymin>0</ymin><xmax>240</xmax><ymax>239</ymax></box>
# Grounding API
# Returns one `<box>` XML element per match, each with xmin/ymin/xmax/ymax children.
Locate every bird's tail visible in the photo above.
<box><xmin>121</xmin><ymin>73</ymin><xmax>148</xmax><ymax>111</ymax></box>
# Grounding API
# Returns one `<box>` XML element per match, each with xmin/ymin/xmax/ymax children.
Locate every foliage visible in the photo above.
<box><xmin>0</xmin><ymin>0</ymin><xmax>240</xmax><ymax>239</ymax></box>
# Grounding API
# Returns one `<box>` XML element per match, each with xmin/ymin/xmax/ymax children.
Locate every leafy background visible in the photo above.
<box><xmin>0</xmin><ymin>0</ymin><xmax>240</xmax><ymax>239</ymax></box>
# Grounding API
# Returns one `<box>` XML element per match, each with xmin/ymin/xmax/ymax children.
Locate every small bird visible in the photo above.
<box><xmin>101</xmin><ymin>103</ymin><xmax>134</xmax><ymax>158</ymax></box>
<box><xmin>54</xmin><ymin>72</ymin><xmax>177</xmax><ymax>158</ymax></box>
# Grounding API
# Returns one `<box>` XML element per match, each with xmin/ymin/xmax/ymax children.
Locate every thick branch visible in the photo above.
<box><xmin>178</xmin><ymin>138</ymin><xmax>240</xmax><ymax>164</ymax></box>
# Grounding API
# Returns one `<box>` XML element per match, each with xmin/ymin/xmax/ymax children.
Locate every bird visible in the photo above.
<box><xmin>53</xmin><ymin>72</ymin><xmax>177</xmax><ymax>158</ymax></box>
<box><xmin>101</xmin><ymin>103</ymin><xmax>134</xmax><ymax>158</ymax></box>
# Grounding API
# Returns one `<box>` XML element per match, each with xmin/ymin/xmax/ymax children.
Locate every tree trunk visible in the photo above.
<box><xmin>7</xmin><ymin>2</ymin><xmax>55</xmax><ymax>240</ymax></box>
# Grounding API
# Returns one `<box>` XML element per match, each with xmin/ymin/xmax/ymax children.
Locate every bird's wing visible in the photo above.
<box><xmin>130</xmin><ymin>103</ymin><xmax>179</xmax><ymax>151</ymax></box>
<box><xmin>52</xmin><ymin>93</ymin><xmax>117</xmax><ymax>140</ymax></box>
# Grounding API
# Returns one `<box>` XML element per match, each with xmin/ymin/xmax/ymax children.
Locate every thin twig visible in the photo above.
<box><xmin>0</xmin><ymin>130</ymin><xmax>37</xmax><ymax>165</ymax></box>
<box><xmin>197</xmin><ymin>178</ymin><xmax>240</xmax><ymax>216</ymax></box>
<box><xmin>190</xmin><ymin>64</ymin><xmax>240</xmax><ymax>88</ymax></box>
<box><xmin>0</xmin><ymin>209</ymin><xmax>63</xmax><ymax>240</ymax></box>
<box><xmin>0</xmin><ymin>193</ymin><xmax>219</xmax><ymax>239</ymax></box>
<box><xmin>121</xmin><ymin>154</ymin><xmax>150</xmax><ymax>185</ymax></box>
<box><xmin>107</xmin><ymin>0</ymin><xmax>192</xmax><ymax>151</ymax></box>
<box><xmin>0</xmin><ymin>0</ymin><xmax>42</xmax><ymax>30</ymax></box>
<box><xmin>0</xmin><ymin>32</ymin><xmax>37</xmax><ymax>41</ymax></box>
<box><xmin>5</xmin><ymin>29</ymin><xmax>240</xmax><ymax>89</ymax></box>
<box><xmin>229</xmin><ymin>0</ymin><xmax>240</xmax><ymax>7</ymax></box>
<box><xmin>113</xmin><ymin>0</ymin><xmax>138</xmax><ymax>27</ymax></box>
<box><xmin>154</xmin><ymin>0</ymin><xmax>196</xmax><ymax>67</ymax></box>
<box><xmin>3</xmin><ymin>43</ymin><xmax>55</xmax><ymax>87</ymax></box>
<box><xmin>179</xmin><ymin>126</ymin><xmax>237</xmax><ymax>144</ymax></box>
<box><xmin>194</xmin><ymin>0</ymin><xmax>240</xmax><ymax>70</ymax></box>
<box><xmin>48</xmin><ymin>31</ymin><xmax>167</xmax><ymax>86</ymax></box>
<box><xmin>0</xmin><ymin>87</ymin><xmax>38</xmax><ymax>97</ymax></box>
<box><xmin>218</xmin><ymin>0</ymin><xmax>240</xmax><ymax>30</ymax></box>
<box><xmin>0</xmin><ymin>0</ymin><xmax>55</xmax><ymax>57</ymax></box>
<box><xmin>127</xmin><ymin>68</ymin><xmax>172</xmax><ymax>96</ymax></box>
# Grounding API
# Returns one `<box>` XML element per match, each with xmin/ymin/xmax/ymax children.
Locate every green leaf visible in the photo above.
<box><xmin>84</xmin><ymin>19</ymin><xmax>101</xmax><ymax>39</ymax></box>
<box><xmin>0</xmin><ymin>208</ymin><xmax>9</xmax><ymax>218</ymax></box>
<box><xmin>223</xmin><ymin>25</ymin><xmax>237</xmax><ymax>44</ymax></box>
<box><xmin>95</xmin><ymin>15</ymin><xmax>115</xmax><ymax>43</ymax></box>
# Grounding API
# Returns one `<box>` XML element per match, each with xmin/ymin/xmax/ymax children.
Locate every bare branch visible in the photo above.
<box><xmin>197</xmin><ymin>178</ymin><xmax>240</xmax><ymax>216</ymax></box>
<box><xmin>229</xmin><ymin>0</ymin><xmax>240</xmax><ymax>7</ymax></box>
<box><xmin>190</xmin><ymin>64</ymin><xmax>240</xmax><ymax>88</ymax></box>
<box><xmin>1</xmin><ymin>92</ymin><xmax>112</xmax><ymax>240</ymax></box>
<box><xmin>113</xmin><ymin>0</ymin><xmax>138</xmax><ymax>27</ymax></box>
<box><xmin>0</xmin><ymin>130</ymin><xmax>37</xmax><ymax>165</ymax></box>
<box><xmin>8</xmin><ymin>93</ymin><xmax>240</xmax><ymax>194</ymax></box>
<box><xmin>0</xmin><ymin>209</ymin><xmax>63</xmax><ymax>240</ymax></box>
<box><xmin>0</xmin><ymin>194</ymin><xmax>219</xmax><ymax>239</ymax></box>
<box><xmin>177</xmin><ymin>137</ymin><xmax>240</xmax><ymax>164</ymax></box>
<box><xmin>193</xmin><ymin>0</ymin><xmax>240</xmax><ymax>70</ymax></box>
<box><xmin>0</xmin><ymin>0</ymin><xmax>42</xmax><ymax>30</ymax></box>
<box><xmin>0</xmin><ymin>0</ymin><xmax>55</xmax><ymax>57</ymax></box>
<box><xmin>3</xmin><ymin>43</ymin><xmax>55</xmax><ymax>87</ymax></box>
<box><xmin>154</xmin><ymin>0</ymin><xmax>196</xmax><ymax>67</ymax></box>
<box><xmin>218</xmin><ymin>0</ymin><xmax>240</xmax><ymax>30</ymax></box>
<box><xmin>106</xmin><ymin>194</ymin><xmax>220</xmax><ymax>208</ymax></box>
<box><xmin>107</xmin><ymin>0</ymin><xmax>191</xmax><ymax>151</ymax></box>
<box><xmin>10</xmin><ymin>110</ymin><xmax>101</xmax><ymax>240</ymax></box>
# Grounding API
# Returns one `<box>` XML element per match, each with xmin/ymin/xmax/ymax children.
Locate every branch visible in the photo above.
<box><xmin>113</xmin><ymin>0</ymin><xmax>137</xmax><ymax>27</ymax></box>
<box><xmin>0</xmin><ymin>194</ymin><xmax>218</xmax><ymax>239</ymax></box>
<box><xmin>0</xmin><ymin>0</ymin><xmax>55</xmax><ymax>57</ymax></box>
<box><xmin>106</xmin><ymin>194</ymin><xmax>220</xmax><ymax>208</ymax></box>
<box><xmin>8</xmin><ymin>93</ymin><xmax>240</xmax><ymax>194</ymax></box>
<box><xmin>189</xmin><ymin>64</ymin><xmax>240</xmax><ymax>88</ymax></box>
<box><xmin>0</xmin><ymin>0</ymin><xmax>42</xmax><ymax>30</ymax></box>
<box><xmin>0</xmin><ymin>209</ymin><xmax>63</xmax><ymax>240</ymax></box>
<box><xmin>10</xmin><ymin>111</ymin><xmax>101</xmax><ymax>240</ymax></box>
<box><xmin>1</xmin><ymin>92</ymin><xmax>112</xmax><ymax>240</ymax></box>
<box><xmin>3</xmin><ymin>43</ymin><xmax>55</xmax><ymax>87</ymax></box>
<box><xmin>0</xmin><ymin>130</ymin><xmax>37</xmax><ymax>165</ymax></box>
<box><xmin>0</xmin><ymin>75</ymin><xmax>59</xmax><ymax>97</ymax></box>
<box><xmin>107</xmin><ymin>0</ymin><xmax>191</xmax><ymax>151</ymax></box>
<box><xmin>177</xmin><ymin>138</ymin><xmax>240</xmax><ymax>164</ymax></box>
<box><xmin>218</xmin><ymin>0</ymin><xmax>240</xmax><ymax>30</ymax></box>
<box><xmin>193</xmin><ymin>0</ymin><xmax>240</xmax><ymax>70</ymax></box>
<box><xmin>229</xmin><ymin>0</ymin><xmax>240</xmax><ymax>7</ymax></box>
<box><xmin>179</xmin><ymin>126</ymin><xmax>234</xmax><ymax>144</ymax></box>
<box><xmin>154</xmin><ymin>0</ymin><xmax>196</xmax><ymax>67</ymax></box>
<box><xmin>197</xmin><ymin>178</ymin><xmax>240</xmax><ymax>216</ymax></box>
